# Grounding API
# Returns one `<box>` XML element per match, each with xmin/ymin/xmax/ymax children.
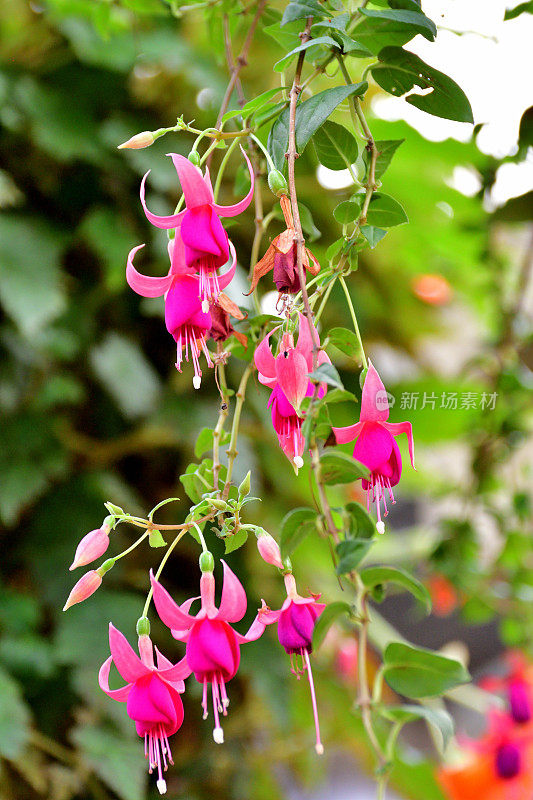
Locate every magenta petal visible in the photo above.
<box><xmin>126</xmin><ymin>244</ymin><xmax>174</xmax><ymax>298</ymax></box>
<box><xmin>383</xmin><ymin>420</ymin><xmax>415</xmax><ymax>468</ymax></box>
<box><xmin>98</xmin><ymin>656</ymin><xmax>131</xmax><ymax>702</ymax></box>
<box><xmin>254</xmin><ymin>326</ymin><xmax>280</xmax><ymax>379</ymax></box>
<box><xmin>127</xmin><ymin>674</ymin><xmax>177</xmax><ymax>729</ymax></box>
<box><xmin>217</xmin><ymin>241</ymin><xmax>237</xmax><ymax>290</ymax></box>
<box><xmin>167</xmin><ymin>153</ymin><xmax>214</xmax><ymax>208</ymax></box>
<box><xmin>333</xmin><ymin>421</ymin><xmax>364</xmax><ymax>444</ymax></box>
<box><xmin>164</xmin><ymin>276</ymin><xmax>211</xmax><ymax>336</ymax></box>
<box><xmin>360</xmin><ymin>361</ymin><xmax>389</xmax><ymax>422</ymax></box>
<box><xmin>186</xmin><ymin>618</ymin><xmax>240</xmax><ymax>681</ymax></box>
<box><xmin>181</xmin><ymin>205</ymin><xmax>229</xmax><ymax>265</ymax></box>
<box><xmin>353</xmin><ymin>422</ymin><xmax>394</xmax><ymax>473</ymax></box>
<box><xmin>169</xmin><ymin>233</ymin><xmax>195</xmax><ymax>277</ymax></box>
<box><xmin>215</xmin><ymin>560</ymin><xmax>247</xmax><ymax>623</ymax></box>
<box><xmin>150</xmin><ymin>571</ymin><xmax>196</xmax><ymax>631</ymax></box>
<box><xmin>108</xmin><ymin>624</ymin><xmax>150</xmax><ymax>684</ymax></box>
<box><xmin>140</xmin><ymin>171</ymin><xmax>186</xmax><ymax>229</ymax></box>
<box><xmin>212</xmin><ymin>146</ymin><xmax>254</xmax><ymax>217</ymax></box>
<box><xmin>275</xmin><ymin>349</ymin><xmax>309</xmax><ymax>411</ymax></box>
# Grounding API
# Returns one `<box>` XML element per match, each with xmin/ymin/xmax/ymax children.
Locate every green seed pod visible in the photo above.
<box><xmin>268</xmin><ymin>169</ymin><xmax>288</xmax><ymax>197</ymax></box>
<box><xmin>238</xmin><ymin>471</ymin><xmax>251</xmax><ymax>497</ymax></box>
<box><xmin>136</xmin><ymin>616</ymin><xmax>151</xmax><ymax>636</ymax></box>
<box><xmin>187</xmin><ymin>150</ymin><xmax>201</xmax><ymax>166</ymax></box>
<box><xmin>199</xmin><ymin>550</ymin><xmax>215</xmax><ymax>573</ymax></box>
<box><xmin>97</xmin><ymin>558</ymin><xmax>115</xmax><ymax>576</ymax></box>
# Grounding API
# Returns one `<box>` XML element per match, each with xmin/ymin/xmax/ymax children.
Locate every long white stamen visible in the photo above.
<box><xmin>303</xmin><ymin>648</ymin><xmax>323</xmax><ymax>756</ymax></box>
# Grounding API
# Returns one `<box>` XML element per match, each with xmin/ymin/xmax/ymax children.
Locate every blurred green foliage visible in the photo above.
<box><xmin>0</xmin><ymin>0</ymin><xmax>531</xmax><ymax>799</ymax></box>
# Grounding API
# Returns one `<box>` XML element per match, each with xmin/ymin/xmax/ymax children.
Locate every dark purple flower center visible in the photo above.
<box><xmin>509</xmin><ymin>681</ymin><xmax>532</xmax><ymax>724</ymax></box>
<box><xmin>495</xmin><ymin>742</ymin><xmax>521</xmax><ymax>779</ymax></box>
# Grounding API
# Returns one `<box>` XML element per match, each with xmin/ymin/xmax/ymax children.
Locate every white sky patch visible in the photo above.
<box><xmin>490</xmin><ymin>157</ymin><xmax>533</xmax><ymax>206</ymax></box>
<box><xmin>445</xmin><ymin>165</ymin><xmax>482</xmax><ymax>197</ymax></box>
<box><xmin>317</xmin><ymin>164</ymin><xmax>356</xmax><ymax>190</ymax></box>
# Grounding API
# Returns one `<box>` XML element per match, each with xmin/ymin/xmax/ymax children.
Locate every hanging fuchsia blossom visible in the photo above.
<box><xmin>333</xmin><ymin>361</ymin><xmax>415</xmax><ymax>534</ymax></box>
<box><xmin>139</xmin><ymin>148</ymin><xmax>254</xmax><ymax>308</ymax></box>
<box><xmin>260</xmin><ymin>573</ymin><xmax>325</xmax><ymax>754</ymax></box>
<box><xmin>151</xmin><ymin>559</ymin><xmax>265</xmax><ymax>744</ymax></box>
<box><xmin>255</xmin><ymin>313</ymin><xmax>330</xmax><ymax>469</ymax></box>
<box><xmin>99</xmin><ymin>624</ymin><xmax>190</xmax><ymax>794</ymax></box>
<box><xmin>127</xmin><ymin>238</ymin><xmax>236</xmax><ymax>388</ymax></box>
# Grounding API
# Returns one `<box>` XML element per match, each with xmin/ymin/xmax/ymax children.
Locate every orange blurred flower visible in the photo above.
<box><xmin>412</xmin><ymin>273</ymin><xmax>452</xmax><ymax>305</ymax></box>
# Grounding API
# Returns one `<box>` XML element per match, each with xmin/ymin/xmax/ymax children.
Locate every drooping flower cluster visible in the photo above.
<box><xmin>254</xmin><ymin>312</ymin><xmax>330</xmax><ymax>469</ymax></box>
<box><xmin>438</xmin><ymin>653</ymin><xmax>533</xmax><ymax>799</ymax></box>
<box><xmin>333</xmin><ymin>362</ymin><xmax>415</xmax><ymax>533</ymax></box>
<box><xmin>126</xmin><ymin>150</ymin><xmax>253</xmax><ymax>387</ymax></box>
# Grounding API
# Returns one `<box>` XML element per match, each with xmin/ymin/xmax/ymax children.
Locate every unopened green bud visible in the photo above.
<box><xmin>267</xmin><ymin>169</ymin><xmax>288</xmax><ymax>197</ymax></box>
<box><xmin>199</xmin><ymin>551</ymin><xmax>214</xmax><ymax>573</ymax></box>
<box><xmin>102</xmin><ymin>515</ymin><xmax>114</xmax><ymax>532</ymax></box>
<box><xmin>136</xmin><ymin>616</ymin><xmax>151</xmax><ymax>636</ymax></box>
<box><xmin>238</xmin><ymin>471</ymin><xmax>251</xmax><ymax>498</ymax></box>
<box><xmin>211</xmin><ymin>499</ymin><xmax>228</xmax><ymax>511</ymax></box>
<box><xmin>188</xmin><ymin>150</ymin><xmax>201</xmax><ymax>166</ymax></box>
<box><xmin>97</xmin><ymin>558</ymin><xmax>115</xmax><ymax>576</ymax></box>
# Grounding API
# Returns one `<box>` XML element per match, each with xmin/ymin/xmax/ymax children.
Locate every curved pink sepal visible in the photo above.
<box><xmin>98</xmin><ymin>655</ymin><xmax>131</xmax><ymax>702</ymax></box>
<box><xmin>167</xmin><ymin>153</ymin><xmax>214</xmax><ymax>208</ymax></box>
<box><xmin>150</xmin><ymin>571</ymin><xmax>196</xmax><ymax>631</ymax></box>
<box><xmin>254</xmin><ymin>325</ymin><xmax>281</xmax><ymax>379</ymax></box>
<box><xmin>361</xmin><ymin>361</ymin><xmax>389</xmax><ymax>422</ymax></box>
<box><xmin>212</xmin><ymin>147</ymin><xmax>255</xmax><ymax>218</ymax></box>
<box><xmin>157</xmin><ymin>653</ymin><xmax>192</xmax><ymax>684</ymax></box>
<box><xmin>234</xmin><ymin>613</ymin><xmax>267</xmax><ymax>644</ymax></box>
<box><xmin>217</xmin><ymin>241</ymin><xmax>237</xmax><ymax>291</ymax></box>
<box><xmin>383</xmin><ymin>420</ymin><xmax>415</xmax><ymax>468</ymax></box>
<box><xmin>108</xmin><ymin>624</ymin><xmax>150</xmax><ymax>684</ymax></box>
<box><xmin>126</xmin><ymin>244</ymin><xmax>174</xmax><ymax>298</ymax></box>
<box><xmin>140</xmin><ymin>171</ymin><xmax>186</xmax><ymax>230</ymax></box>
<box><xmin>215</xmin><ymin>560</ymin><xmax>247</xmax><ymax>623</ymax></box>
<box><xmin>333</xmin><ymin>421</ymin><xmax>364</xmax><ymax>444</ymax></box>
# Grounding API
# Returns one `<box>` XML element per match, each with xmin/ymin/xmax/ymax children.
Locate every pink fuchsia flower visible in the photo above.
<box><xmin>126</xmin><ymin>238</ymin><xmax>236</xmax><ymax>388</ymax></box>
<box><xmin>63</xmin><ymin>570</ymin><xmax>102</xmax><ymax>610</ymax></box>
<box><xmin>260</xmin><ymin>573</ymin><xmax>325</xmax><ymax>754</ymax></box>
<box><xmin>254</xmin><ymin>313</ymin><xmax>330</xmax><ymax>469</ymax></box>
<box><xmin>140</xmin><ymin>148</ymin><xmax>254</xmax><ymax>307</ymax></box>
<box><xmin>69</xmin><ymin>518</ymin><xmax>112</xmax><ymax>570</ymax></box>
<box><xmin>99</xmin><ymin>624</ymin><xmax>190</xmax><ymax>794</ymax></box>
<box><xmin>480</xmin><ymin>652</ymin><xmax>533</xmax><ymax>725</ymax></box>
<box><xmin>150</xmin><ymin>559</ymin><xmax>266</xmax><ymax>744</ymax></box>
<box><xmin>256</xmin><ymin>531</ymin><xmax>284</xmax><ymax>570</ymax></box>
<box><xmin>333</xmin><ymin>361</ymin><xmax>415</xmax><ymax>534</ymax></box>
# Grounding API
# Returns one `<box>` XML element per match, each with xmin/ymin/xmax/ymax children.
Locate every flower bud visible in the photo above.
<box><xmin>118</xmin><ymin>131</ymin><xmax>155</xmax><ymax>150</ymax></box>
<box><xmin>136</xmin><ymin>616</ymin><xmax>151</xmax><ymax>636</ymax></box>
<box><xmin>63</xmin><ymin>570</ymin><xmax>102</xmax><ymax>611</ymax></box>
<box><xmin>210</xmin><ymin>498</ymin><xmax>228</xmax><ymax>511</ymax></box>
<box><xmin>256</xmin><ymin>532</ymin><xmax>284</xmax><ymax>570</ymax></box>
<box><xmin>268</xmin><ymin>169</ymin><xmax>288</xmax><ymax>197</ymax></box>
<box><xmin>187</xmin><ymin>150</ymin><xmax>201</xmax><ymax>166</ymax></box>
<box><xmin>69</xmin><ymin>526</ymin><xmax>110</xmax><ymax>570</ymax></box>
<box><xmin>238</xmin><ymin>471</ymin><xmax>251</xmax><ymax>498</ymax></box>
<box><xmin>199</xmin><ymin>550</ymin><xmax>214</xmax><ymax>573</ymax></box>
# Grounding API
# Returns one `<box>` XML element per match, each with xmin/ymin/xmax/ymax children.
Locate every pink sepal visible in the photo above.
<box><xmin>217</xmin><ymin>241</ymin><xmax>237</xmax><ymax>290</ymax></box>
<box><xmin>360</xmin><ymin>361</ymin><xmax>389</xmax><ymax>422</ymax></box>
<box><xmin>150</xmin><ymin>571</ymin><xmax>196</xmax><ymax>631</ymax></box>
<box><xmin>215</xmin><ymin>560</ymin><xmax>247</xmax><ymax>623</ymax></box>
<box><xmin>234</xmin><ymin>613</ymin><xmax>267</xmax><ymax>644</ymax></box>
<box><xmin>254</xmin><ymin>325</ymin><xmax>281</xmax><ymax>379</ymax></box>
<box><xmin>295</xmin><ymin>311</ymin><xmax>318</xmax><ymax>368</ymax></box>
<box><xmin>98</xmin><ymin>656</ymin><xmax>131</xmax><ymax>702</ymax></box>
<box><xmin>383</xmin><ymin>420</ymin><xmax>415</xmax><ymax>468</ymax></box>
<box><xmin>109</xmin><ymin>623</ymin><xmax>151</xmax><ymax>684</ymax></box>
<box><xmin>157</xmin><ymin>654</ymin><xmax>191</xmax><ymax>684</ymax></box>
<box><xmin>211</xmin><ymin>147</ymin><xmax>255</xmax><ymax>218</ymax></box>
<box><xmin>275</xmin><ymin>349</ymin><xmax>308</xmax><ymax>411</ymax></box>
<box><xmin>167</xmin><ymin>153</ymin><xmax>214</xmax><ymax>208</ymax></box>
<box><xmin>333</xmin><ymin>421</ymin><xmax>364</xmax><ymax>444</ymax></box>
<box><xmin>258</xmin><ymin>608</ymin><xmax>282</xmax><ymax>625</ymax></box>
<box><xmin>126</xmin><ymin>244</ymin><xmax>175</xmax><ymax>298</ymax></box>
<box><xmin>140</xmin><ymin>171</ymin><xmax>186</xmax><ymax>229</ymax></box>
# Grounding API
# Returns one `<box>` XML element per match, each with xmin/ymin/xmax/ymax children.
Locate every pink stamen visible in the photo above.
<box><xmin>303</xmin><ymin>648</ymin><xmax>324</xmax><ymax>755</ymax></box>
<box><xmin>202</xmin><ymin>677</ymin><xmax>209</xmax><ymax>719</ymax></box>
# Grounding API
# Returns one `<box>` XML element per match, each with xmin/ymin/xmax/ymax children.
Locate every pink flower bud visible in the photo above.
<box><xmin>69</xmin><ymin>527</ymin><xmax>110</xmax><ymax>570</ymax></box>
<box><xmin>257</xmin><ymin>532</ymin><xmax>283</xmax><ymax>570</ymax></box>
<box><xmin>63</xmin><ymin>570</ymin><xmax>102</xmax><ymax>611</ymax></box>
<box><xmin>118</xmin><ymin>131</ymin><xmax>155</xmax><ymax>150</ymax></box>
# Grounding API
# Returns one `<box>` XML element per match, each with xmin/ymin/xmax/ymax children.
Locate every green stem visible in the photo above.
<box><xmin>192</xmin><ymin>521</ymin><xmax>208</xmax><ymax>553</ymax></box>
<box><xmin>213</xmin><ymin>136</ymin><xmax>240</xmax><ymax>202</ymax></box>
<box><xmin>142</xmin><ymin>529</ymin><xmax>188</xmax><ymax>617</ymax></box>
<box><xmin>249</xmin><ymin>133</ymin><xmax>276</xmax><ymax>172</ymax></box>
<box><xmin>312</xmin><ymin>276</ymin><xmax>337</xmax><ymax>323</ymax></box>
<box><xmin>113</xmin><ymin>530</ymin><xmax>149</xmax><ymax>561</ymax></box>
<box><xmin>339</xmin><ymin>275</ymin><xmax>368</xmax><ymax>369</ymax></box>
<box><xmin>223</xmin><ymin>362</ymin><xmax>254</xmax><ymax>499</ymax></box>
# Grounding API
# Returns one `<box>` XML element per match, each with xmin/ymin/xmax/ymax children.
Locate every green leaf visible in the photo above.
<box><xmin>71</xmin><ymin>724</ymin><xmax>146</xmax><ymax>800</ymax></box>
<box><xmin>311</xmin><ymin>14</ymin><xmax>349</xmax><ymax>34</ymax></box>
<box><xmin>365</xmin><ymin>193</ymin><xmax>408</xmax><ymax>227</ymax></box>
<box><xmin>320</xmin><ymin>387</ymin><xmax>357</xmax><ymax>405</ymax></box>
<box><xmin>320</xmin><ymin>451</ymin><xmax>370</xmax><ymax>484</ymax></box>
<box><xmin>334</xmin><ymin>200</ymin><xmax>360</xmax><ymax>224</ymax></box>
<box><xmin>504</xmin><ymin>1</ymin><xmax>533</xmax><ymax>19</ymax></box>
<box><xmin>328</xmin><ymin>327</ymin><xmax>361</xmax><ymax>359</ymax></box>
<box><xmin>280</xmin><ymin>507</ymin><xmax>317</xmax><ymax>560</ymax></box>
<box><xmin>90</xmin><ymin>333</ymin><xmax>161</xmax><ymax>420</ymax></box>
<box><xmin>148</xmin><ymin>529</ymin><xmax>166</xmax><ymax>547</ymax></box>
<box><xmin>336</xmin><ymin>539</ymin><xmax>374</xmax><ymax>574</ymax></box>
<box><xmin>344</xmin><ymin>502</ymin><xmax>375</xmax><ymax>539</ymax></box>
<box><xmin>353</xmin><ymin>6</ymin><xmax>435</xmax><ymax>53</ymax></box>
<box><xmin>299</xmin><ymin>203</ymin><xmax>321</xmax><ymax>241</ymax></box>
<box><xmin>312</xmin><ymin>601</ymin><xmax>353</xmax><ymax>650</ymax></box>
<box><xmin>0</xmin><ymin>665</ymin><xmax>31</xmax><ymax>760</ymax></box>
<box><xmin>360</xmin><ymin>225</ymin><xmax>388</xmax><ymax>248</ymax></box>
<box><xmin>365</xmin><ymin>138</ymin><xmax>405</xmax><ymax>179</ymax></box>
<box><xmin>148</xmin><ymin>497</ymin><xmax>179</xmax><ymax>519</ymax></box>
<box><xmin>360</xmin><ymin>7</ymin><xmax>436</xmax><ymax>41</ymax></box>
<box><xmin>370</xmin><ymin>47</ymin><xmax>474</xmax><ymax>123</ymax></box>
<box><xmin>268</xmin><ymin>83</ymin><xmax>368</xmax><ymax>170</ymax></box>
<box><xmin>222</xmin><ymin>88</ymin><xmax>282</xmax><ymax>122</ymax></box>
<box><xmin>308</xmin><ymin>362</ymin><xmax>344</xmax><ymax>390</ymax></box>
<box><xmin>383</xmin><ymin>642</ymin><xmax>470</xmax><ymax>698</ymax></box>
<box><xmin>281</xmin><ymin>0</ymin><xmax>327</xmax><ymax>25</ymax></box>
<box><xmin>274</xmin><ymin>36</ymin><xmax>339</xmax><ymax>72</ymax></box>
<box><xmin>380</xmin><ymin>704</ymin><xmax>454</xmax><ymax>751</ymax></box>
<box><xmin>313</xmin><ymin>121</ymin><xmax>358</xmax><ymax>170</ymax></box>
<box><xmin>360</xmin><ymin>566</ymin><xmax>431</xmax><ymax>612</ymax></box>
<box><xmin>224</xmin><ymin>529</ymin><xmax>248</xmax><ymax>554</ymax></box>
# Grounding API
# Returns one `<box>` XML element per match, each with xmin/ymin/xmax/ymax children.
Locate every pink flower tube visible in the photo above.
<box><xmin>99</xmin><ymin>625</ymin><xmax>190</xmax><ymax>794</ymax></box>
<box><xmin>151</xmin><ymin>559</ymin><xmax>265</xmax><ymax>744</ymax></box>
